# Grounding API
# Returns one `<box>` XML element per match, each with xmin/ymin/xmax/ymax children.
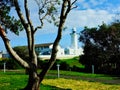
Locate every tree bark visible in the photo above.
<box><xmin>23</xmin><ymin>74</ymin><xmax>40</xmax><ymax>90</ymax></box>
<box><xmin>23</xmin><ymin>65</ymin><xmax>40</xmax><ymax>90</ymax></box>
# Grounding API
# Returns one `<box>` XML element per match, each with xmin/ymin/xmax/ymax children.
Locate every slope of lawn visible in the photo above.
<box><xmin>58</xmin><ymin>56</ymin><xmax>84</xmax><ymax>68</ymax></box>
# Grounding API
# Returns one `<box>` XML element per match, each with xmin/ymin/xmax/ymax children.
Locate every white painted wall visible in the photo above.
<box><xmin>70</xmin><ymin>27</ymin><xmax>78</xmax><ymax>49</ymax></box>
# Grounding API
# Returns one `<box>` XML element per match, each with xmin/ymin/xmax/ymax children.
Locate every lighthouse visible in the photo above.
<box><xmin>65</xmin><ymin>27</ymin><xmax>83</xmax><ymax>55</ymax></box>
<box><xmin>70</xmin><ymin>27</ymin><xmax>78</xmax><ymax>50</ymax></box>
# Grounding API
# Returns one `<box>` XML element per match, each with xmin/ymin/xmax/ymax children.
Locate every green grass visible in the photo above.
<box><xmin>0</xmin><ymin>71</ymin><xmax>27</xmax><ymax>90</ymax></box>
<box><xmin>47</xmin><ymin>70</ymin><xmax>115</xmax><ymax>80</ymax></box>
<box><xmin>0</xmin><ymin>71</ymin><xmax>54</xmax><ymax>90</ymax></box>
<box><xmin>59</xmin><ymin>56</ymin><xmax>84</xmax><ymax>68</ymax></box>
<box><xmin>0</xmin><ymin>70</ymin><xmax>120</xmax><ymax>90</ymax></box>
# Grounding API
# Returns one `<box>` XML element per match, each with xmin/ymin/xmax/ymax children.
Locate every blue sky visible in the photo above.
<box><xmin>1</xmin><ymin>0</ymin><xmax>120</xmax><ymax>50</ymax></box>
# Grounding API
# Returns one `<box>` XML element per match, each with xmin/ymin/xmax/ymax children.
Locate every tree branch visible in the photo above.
<box><xmin>71</xmin><ymin>0</ymin><xmax>78</xmax><ymax>10</ymax></box>
<box><xmin>34</xmin><ymin>0</ymin><xmax>49</xmax><ymax>33</ymax></box>
<box><xmin>24</xmin><ymin>0</ymin><xmax>37</xmax><ymax>66</ymax></box>
<box><xmin>14</xmin><ymin>0</ymin><xmax>33</xmax><ymax>60</ymax></box>
<box><xmin>64</xmin><ymin>0</ymin><xmax>71</xmax><ymax>18</ymax></box>
<box><xmin>0</xmin><ymin>26</ymin><xmax>29</xmax><ymax>68</ymax></box>
<box><xmin>14</xmin><ymin>0</ymin><xmax>27</xmax><ymax>30</ymax></box>
<box><xmin>72</xmin><ymin>0</ymin><xmax>77</xmax><ymax>5</ymax></box>
<box><xmin>24</xmin><ymin>0</ymin><xmax>34</xmax><ymax>32</ymax></box>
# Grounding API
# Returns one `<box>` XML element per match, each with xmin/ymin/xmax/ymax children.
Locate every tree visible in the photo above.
<box><xmin>79</xmin><ymin>22</ymin><xmax>120</xmax><ymax>74</ymax></box>
<box><xmin>13</xmin><ymin>46</ymin><xmax>29</xmax><ymax>60</ymax></box>
<box><xmin>0</xmin><ymin>0</ymin><xmax>77</xmax><ymax>90</ymax></box>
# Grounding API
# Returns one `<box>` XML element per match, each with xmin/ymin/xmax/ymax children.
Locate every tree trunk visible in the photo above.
<box><xmin>23</xmin><ymin>69</ymin><xmax>40</xmax><ymax>90</ymax></box>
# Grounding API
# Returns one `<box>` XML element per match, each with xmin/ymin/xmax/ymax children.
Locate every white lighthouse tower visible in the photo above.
<box><xmin>65</xmin><ymin>27</ymin><xmax>83</xmax><ymax>55</ymax></box>
<box><xmin>70</xmin><ymin>27</ymin><xmax>78</xmax><ymax>50</ymax></box>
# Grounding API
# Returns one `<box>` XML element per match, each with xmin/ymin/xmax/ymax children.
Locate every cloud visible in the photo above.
<box><xmin>76</xmin><ymin>0</ymin><xmax>107</xmax><ymax>9</ymax></box>
<box><xmin>65</xmin><ymin>9</ymin><xmax>113</xmax><ymax>29</ymax></box>
<box><xmin>89</xmin><ymin>0</ymin><xmax>107</xmax><ymax>6</ymax></box>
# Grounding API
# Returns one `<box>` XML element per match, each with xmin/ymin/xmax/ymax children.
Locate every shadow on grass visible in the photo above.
<box><xmin>40</xmin><ymin>84</ymin><xmax>71</xmax><ymax>90</ymax></box>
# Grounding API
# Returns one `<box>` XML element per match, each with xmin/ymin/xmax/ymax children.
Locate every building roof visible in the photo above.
<box><xmin>35</xmin><ymin>43</ymin><xmax>53</xmax><ymax>47</ymax></box>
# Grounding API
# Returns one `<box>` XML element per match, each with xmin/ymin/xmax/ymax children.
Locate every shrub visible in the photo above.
<box><xmin>0</xmin><ymin>58</ymin><xmax>23</xmax><ymax>69</ymax></box>
<box><xmin>51</xmin><ymin>60</ymin><xmax>71</xmax><ymax>71</ymax></box>
<box><xmin>37</xmin><ymin>59</ymin><xmax>71</xmax><ymax>71</ymax></box>
<box><xmin>37</xmin><ymin>59</ymin><xmax>48</xmax><ymax>69</ymax></box>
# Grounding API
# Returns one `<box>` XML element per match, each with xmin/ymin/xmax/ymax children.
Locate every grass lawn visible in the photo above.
<box><xmin>59</xmin><ymin>56</ymin><xmax>84</xmax><ymax>68</ymax></box>
<box><xmin>0</xmin><ymin>71</ymin><xmax>55</xmax><ymax>90</ymax></box>
<box><xmin>0</xmin><ymin>71</ymin><xmax>27</xmax><ymax>90</ymax></box>
<box><xmin>0</xmin><ymin>70</ymin><xmax>120</xmax><ymax>90</ymax></box>
<box><xmin>43</xmin><ymin>78</ymin><xmax>120</xmax><ymax>90</ymax></box>
<box><xmin>47</xmin><ymin>70</ymin><xmax>115</xmax><ymax>80</ymax></box>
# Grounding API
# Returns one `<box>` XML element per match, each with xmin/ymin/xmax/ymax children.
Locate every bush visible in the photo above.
<box><xmin>37</xmin><ymin>59</ymin><xmax>71</xmax><ymax>71</ymax></box>
<box><xmin>51</xmin><ymin>60</ymin><xmax>71</xmax><ymax>71</ymax></box>
<box><xmin>71</xmin><ymin>65</ymin><xmax>81</xmax><ymax>72</ymax></box>
<box><xmin>59</xmin><ymin>62</ymin><xmax>71</xmax><ymax>70</ymax></box>
<box><xmin>37</xmin><ymin>59</ymin><xmax>49</xmax><ymax>69</ymax></box>
<box><xmin>0</xmin><ymin>58</ymin><xmax>23</xmax><ymax>69</ymax></box>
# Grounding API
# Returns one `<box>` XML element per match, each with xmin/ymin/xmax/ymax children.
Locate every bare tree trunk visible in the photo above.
<box><xmin>24</xmin><ymin>76</ymin><xmax>40</xmax><ymax>90</ymax></box>
<box><xmin>23</xmin><ymin>67</ymin><xmax>40</xmax><ymax>90</ymax></box>
<box><xmin>24</xmin><ymin>77</ymin><xmax>40</xmax><ymax>90</ymax></box>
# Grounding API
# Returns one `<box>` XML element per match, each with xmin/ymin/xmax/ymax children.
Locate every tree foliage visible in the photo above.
<box><xmin>79</xmin><ymin>22</ymin><xmax>120</xmax><ymax>74</ymax></box>
<box><xmin>0</xmin><ymin>0</ymin><xmax>23</xmax><ymax>35</ymax></box>
<box><xmin>13</xmin><ymin>46</ymin><xmax>29</xmax><ymax>60</ymax></box>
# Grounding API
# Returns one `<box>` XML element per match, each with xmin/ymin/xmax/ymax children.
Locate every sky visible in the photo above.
<box><xmin>1</xmin><ymin>0</ymin><xmax>120</xmax><ymax>51</ymax></box>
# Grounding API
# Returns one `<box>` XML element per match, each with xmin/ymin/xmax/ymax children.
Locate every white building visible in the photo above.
<box><xmin>70</xmin><ymin>27</ymin><xmax>78</xmax><ymax>49</ymax></box>
<box><xmin>0</xmin><ymin>51</ymin><xmax>11</xmax><ymax>58</ymax></box>
<box><xmin>65</xmin><ymin>28</ymin><xmax>83</xmax><ymax>55</ymax></box>
<box><xmin>35</xmin><ymin>43</ymin><xmax>64</xmax><ymax>56</ymax></box>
